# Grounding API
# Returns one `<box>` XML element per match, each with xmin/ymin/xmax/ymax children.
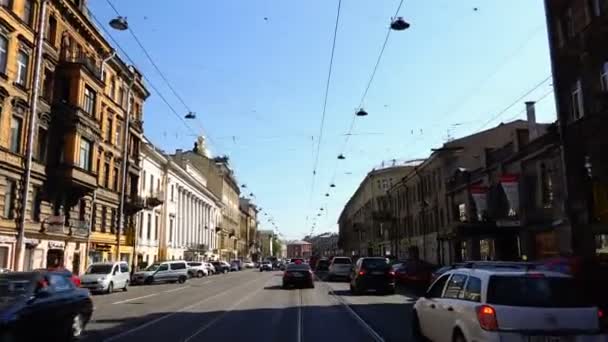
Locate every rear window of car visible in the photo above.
<box><xmin>362</xmin><ymin>258</ymin><xmax>389</xmax><ymax>269</ymax></box>
<box><xmin>487</xmin><ymin>275</ymin><xmax>590</xmax><ymax>307</ymax></box>
<box><xmin>287</xmin><ymin>264</ymin><xmax>310</xmax><ymax>271</ymax></box>
<box><xmin>332</xmin><ymin>258</ymin><xmax>351</xmax><ymax>264</ymax></box>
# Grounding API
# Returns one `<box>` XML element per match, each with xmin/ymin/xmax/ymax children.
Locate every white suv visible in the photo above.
<box><xmin>328</xmin><ymin>257</ymin><xmax>352</xmax><ymax>280</ymax></box>
<box><xmin>413</xmin><ymin>266</ymin><xmax>606</xmax><ymax>342</ymax></box>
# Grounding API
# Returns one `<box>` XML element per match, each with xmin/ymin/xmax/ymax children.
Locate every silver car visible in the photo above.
<box><xmin>80</xmin><ymin>261</ymin><xmax>130</xmax><ymax>293</ymax></box>
<box><xmin>328</xmin><ymin>257</ymin><xmax>353</xmax><ymax>280</ymax></box>
<box><xmin>131</xmin><ymin>261</ymin><xmax>189</xmax><ymax>285</ymax></box>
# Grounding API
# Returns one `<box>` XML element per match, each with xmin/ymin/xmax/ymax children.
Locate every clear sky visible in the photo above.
<box><xmin>89</xmin><ymin>0</ymin><xmax>555</xmax><ymax>240</ymax></box>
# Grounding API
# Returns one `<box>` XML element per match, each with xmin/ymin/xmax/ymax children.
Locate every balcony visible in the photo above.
<box><xmin>59</xmin><ymin>52</ymin><xmax>103</xmax><ymax>81</ymax></box>
<box><xmin>43</xmin><ymin>216</ymin><xmax>69</xmax><ymax>235</ymax></box>
<box><xmin>145</xmin><ymin>190</ymin><xmax>164</xmax><ymax>208</ymax></box>
<box><xmin>54</xmin><ymin>163</ymin><xmax>97</xmax><ymax>193</ymax></box>
<box><xmin>125</xmin><ymin>194</ymin><xmax>146</xmax><ymax>215</ymax></box>
<box><xmin>53</xmin><ymin>102</ymin><xmax>102</xmax><ymax>139</ymax></box>
<box><xmin>229</xmin><ymin>229</ymin><xmax>236</xmax><ymax>238</ymax></box>
<box><xmin>131</xmin><ymin>119</ymin><xmax>144</xmax><ymax>133</ymax></box>
<box><xmin>68</xmin><ymin>219</ymin><xmax>90</xmax><ymax>239</ymax></box>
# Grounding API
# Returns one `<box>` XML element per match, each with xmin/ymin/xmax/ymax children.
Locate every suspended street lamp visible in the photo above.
<box><xmin>325</xmin><ymin>193</ymin><xmax>330</xmax><ymax>197</ymax></box>
<box><xmin>356</xmin><ymin>108</ymin><xmax>368</xmax><ymax>117</ymax></box>
<box><xmin>320</xmin><ymin>208</ymin><xmax>324</xmax><ymax>211</ymax></box>
<box><xmin>330</xmin><ymin>183</ymin><xmax>336</xmax><ymax>188</ymax></box>
<box><xmin>185</xmin><ymin>111</ymin><xmax>196</xmax><ymax>119</ymax></box>
<box><xmin>337</xmin><ymin>154</ymin><xmax>345</xmax><ymax>160</ymax></box>
<box><xmin>241</xmin><ymin>184</ymin><xmax>247</xmax><ymax>188</ymax></box>
<box><xmin>109</xmin><ymin>16</ymin><xmax>129</xmax><ymax>31</ymax></box>
<box><xmin>390</xmin><ymin>17</ymin><xmax>410</xmax><ymax>31</ymax></box>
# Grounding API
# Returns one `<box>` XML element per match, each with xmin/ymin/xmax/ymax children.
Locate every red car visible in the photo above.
<box><xmin>392</xmin><ymin>260</ymin><xmax>433</xmax><ymax>289</ymax></box>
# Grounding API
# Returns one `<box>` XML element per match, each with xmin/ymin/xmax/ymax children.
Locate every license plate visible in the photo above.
<box><xmin>372</xmin><ymin>271</ymin><xmax>384</xmax><ymax>275</ymax></box>
<box><xmin>292</xmin><ymin>273</ymin><xmax>304</xmax><ymax>277</ymax></box>
<box><xmin>528</xmin><ymin>337</ymin><xmax>567</xmax><ymax>342</ymax></box>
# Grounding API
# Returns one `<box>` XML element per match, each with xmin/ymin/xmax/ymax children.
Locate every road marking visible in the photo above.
<box><xmin>164</xmin><ymin>286</ymin><xmax>189</xmax><ymax>293</ymax></box>
<box><xmin>317</xmin><ymin>274</ymin><xmax>385</xmax><ymax>342</ymax></box>
<box><xmin>184</xmin><ymin>279</ymin><xmax>266</xmax><ymax>341</ymax></box>
<box><xmin>297</xmin><ymin>290</ymin><xmax>303</xmax><ymax>342</ymax></box>
<box><xmin>111</xmin><ymin>293</ymin><xmax>158</xmax><ymax>305</ymax></box>
<box><xmin>103</xmin><ymin>275</ymin><xmax>264</xmax><ymax>342</ymax></box>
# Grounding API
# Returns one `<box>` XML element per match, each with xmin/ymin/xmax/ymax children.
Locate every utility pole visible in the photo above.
<box><xmin>15</xmin><ymin>0</ymin><xmax>48</xmax><ymax>271</ymax></box>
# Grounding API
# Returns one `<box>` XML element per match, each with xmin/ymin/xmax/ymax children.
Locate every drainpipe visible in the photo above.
<box><xmin>100</xmin><ymin>50</ymin><xmax>116</xmax><ymax>82</ymax></box>
<box><xmin>15</xmin><ymin>0</ymin><xmax>48</xmax><ymax>271</ymax></box>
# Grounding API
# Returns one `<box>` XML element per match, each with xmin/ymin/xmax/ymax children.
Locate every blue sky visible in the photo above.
<box><xmin>89</xmin><ymin>0</ymin><xmax>555</xmax><ymax>240</ymax></box>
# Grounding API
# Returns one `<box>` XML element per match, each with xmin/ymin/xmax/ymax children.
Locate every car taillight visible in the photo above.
<box><xmin>358</xmin><ymin>271</ymin><xmax>365</xmax><ymax>276</ymax></box>
<box><xmin>476</xmin><ymin>305</ymin><xmax>498</xmax><ymax>331</ymax></box>
<box><xmin>599</xmin><ymin>308</ymin><xmax>607</xmax><ymax>332</ymax></box>
<box><xmin>388</xmin><ymin>271</ymin><xmax>395</xmax><ymax>277</ymax></box>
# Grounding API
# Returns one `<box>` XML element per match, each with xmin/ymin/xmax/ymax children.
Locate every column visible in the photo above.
<box><xmin>176</xmin><ymin>188</ymin><xmax>181</xmax><ymax>248</ymax></box>
<box><xmin>195</xmin><ymin>199</ymin><xmax>200</xmax><ymax>246</ymax></box>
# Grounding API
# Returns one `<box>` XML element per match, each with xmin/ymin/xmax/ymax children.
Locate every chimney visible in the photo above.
<box><xmin>525</xmin><ymin>101</ymin><xmax>538</xmax><ymax>140</ymax></box>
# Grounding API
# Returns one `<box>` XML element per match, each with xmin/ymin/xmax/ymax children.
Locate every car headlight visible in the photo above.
<box><xmin>97</xmin><ymin>277</ymin><xmax>106</xmax><ymax>282</ymax></box>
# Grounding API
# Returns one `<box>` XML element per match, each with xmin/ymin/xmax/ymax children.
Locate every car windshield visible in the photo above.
<box><xmin>487</xmin><ymin>275</ymin><xmax>591</xmax><ymax>308</ymax></box>
<box><xmin>86</xmin><ymin>265</ymin><xmax>113</xmax><ymax>274</ymax></box>
<box><xmin>362</xmin><ymin>259</ymin><xmax>389</xmax><ymax>269</ymax></box>
<box><xmin>146</xmin><ymin>264</ymin><xmax>161</xmax><ymax>272</ymax></box>
<box><xmin>332</xmin><ymin>258</ymin><xmax>351</xmax><ymax>264</ymax></box>
<box><xmin>0</xmin><ymin>273</ymin><xmax>35</xmax><ymax>298</ymax></box>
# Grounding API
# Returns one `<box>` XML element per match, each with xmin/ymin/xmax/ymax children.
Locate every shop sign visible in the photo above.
<box><xmin>500</xmin><ymin>174</ymin><xmax>520</xmax><ymax>217</ymax></box>
<box><xmin>90</xmin><ymin>243</ymin><xmax>112</xmax><ymax>252</ymax></box>
<box><xmin>48</xmin><ymin>241</ymin><xmax>65</xmax><ymax>249</ymax></box>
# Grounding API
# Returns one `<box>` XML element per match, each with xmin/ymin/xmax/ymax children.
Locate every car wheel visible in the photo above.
<box><xmin>197</xmin><ymin>271</ymin><xmax>204</xmax><ymax>278</ymax></box>
<box><xmin>68</xmin><ymin>313</ymin><xmax>85</xmax><ymax>340</ymax></box>
<box><xmin>412</xmin><ymin>310</ymin><xmax>426</xmax><ymax>341</ymax></box>
<box><xmin>123</xmin><ymin>280</ymin><xmax>129</xmax><ymax>292</ymax></box>
<box><xmin>453</xmin><ymin>329</ymin><xmax>466</xmax><ymax>342</ymax></box>
<box><xmin>106</xmin><ymin>281</ymin><xmax>114</xmax><ymax>294</ymax></box>
<box><xmin>260</xmin><ymin>269</ymin><xmax>263</xmax><ymax>272</ymax></box>
<box><xmin>178</xmin><ymin>276</ymin><xmax>187</xmax><ymax>284</ymax></box>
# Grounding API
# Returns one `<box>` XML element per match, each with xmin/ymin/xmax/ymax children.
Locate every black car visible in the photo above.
<box><xmin>282</xmin><ymin>263</ymin><xmax>314</xmax><ymax>289</ymax></box>
<box><xmin>0</xmin><ymin>271</ymin><xmax>94</xmax><ymax>341</ymax></box>
<box><xmin>212</xmin><ymin>261</ymin><xmax>229</xmax><ymax>274</ymax></box>
<box><xmin>349</xmin><ymin>257</ymin><xmax>395</xmax><ymax>295</ymax></box>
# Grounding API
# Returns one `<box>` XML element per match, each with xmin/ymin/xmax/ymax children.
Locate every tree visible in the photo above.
<box><xmin>271</xmin><ymin>236</ymin><xmax>282</xmax><ymax>257</ymax></box>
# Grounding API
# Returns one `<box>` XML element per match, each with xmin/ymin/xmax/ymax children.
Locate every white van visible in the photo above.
<box><xmin>81</xmin><ymin>261</ymin><xmax>130</xmax><ymax>293</ymax></box>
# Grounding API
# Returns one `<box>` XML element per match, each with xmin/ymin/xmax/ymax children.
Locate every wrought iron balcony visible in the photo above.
<box><xmin>54</xmin><ymin>163</ymin><xmax>97</xmax><ymax>193</ymax></box>
<box><xmin>59</xmin><ymin>52</ymin><xmax>103</xmax><ymax>81</ymax></box>
<box><xmin>43</xmin><ymin>216</ymin><xmax>69</xmax><ymax>235</ymax></box>
<box><xmin>126</xmin><ymin>194</ymin><xmax>146</xmax><ymax>215</ymax></box>
<box><xmin>69</xmin><ymin>219</ymin><xmax>90</xmax><ymax>238</ymax></box>
<box><xmin>145</xmin><ymin>190</ymin><xmax>164</xmax><ymax>208</ymax></box>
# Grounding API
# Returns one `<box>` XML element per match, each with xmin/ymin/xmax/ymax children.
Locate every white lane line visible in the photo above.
<box><xmin>316</xmin><ymin>274</ymin><xmax>385</xmax><ymax>342</ymax></box>
<box><xmin>297</xmin><ymin>290</ymin><xmax>303</xmax><ymax>342</ymax></box>
<box><xmin>184</xmin><ymin>279</ymin><xmax>266</xmax><ymax>342</ymax></box>
<box><xmin>111</xmin><ymin>293</ymin><xmax>158</xmax><ymax>305</ymax></box>
<box><xmin>103</xmin><ymin>275</ymin><xmax>264</xmax><ymax>342</ymax></box>
<box><xmin>164</xmin><ymin>286</ymin><xmax>189</xmax><ymax>293</ymax></box>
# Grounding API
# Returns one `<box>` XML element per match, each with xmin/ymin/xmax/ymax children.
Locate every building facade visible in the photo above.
<box><xmin>544</xmin><ymin>0</ymin><xmax>608</xmax><ymax>260</ymax></box>
<box><xmin>0</xmin><ymin>0</ymin><xmax>148</xmax><ymax>273</ymax></box>
<box><xmin>239</xmin><ymin>197</ymin><xmax>258</xmax><ymax>260</ymax></box>
<box><xmin>286</xmin><ymin>240</ymin><xmax>312</xmax><ymax>259</ymax></box>
<box><xmin>305</xmin><ymin>232</ymin><xmax>339</xmax><ymax>257</ymax></box>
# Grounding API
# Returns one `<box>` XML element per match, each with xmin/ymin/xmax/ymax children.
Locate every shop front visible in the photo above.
<box><xmin>87</xmin><ymin>242</ymin><xmax>114</xmax><ymax>264</ymax></box>
<box><xmin>0</xmin><ymin>234</ymin><xmax>15</xmax><ymax>270</ymax></box>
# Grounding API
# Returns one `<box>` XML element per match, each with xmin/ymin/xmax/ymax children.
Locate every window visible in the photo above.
<box><xmin>427</xmin><ymin>274</ymin><xmax>449</xmax><ymax>298</ymax></box>
<box><xmin>103</xmin><ymin>162</ymin><xmax>110</xmax><ymax>188</ymax></box>
<box><xmin>113</xmin><ymin>166</ymin><xmax>119</xmax><ymax>191</ymax></box>
<box><xmin>105</xmin><ymin>117</ymin><xmax>112</xmax><ymax>142</ymax></box>
<box><xmin>83</xmin><ymin>85</ymin><xmax>96</xmax><ymax>115</ymax></box>
<box><xmin>109</xmin><ymin>76</ymin><xmax>116</xmax><ymax>99</ymax></box>
<box><xmin>0</xmin><ymin>35</ymin><xmax>7</xmax><ymax>73</ymax></box>
<box><xmin>142</xmin><ymin>170</ymin><xmax>146</xmax><ymax>192</ymax></box>
<box><xmin>110</xmin><ymin>208</ymin><xmax>116</xmax><ymax>233</ymax></box>
<box><xmin>115</xmin><ymin>120</ymin><xmax>122</xmax><ymax>145</ymax></box>
<box><xmin>462</xmin><ymin>276</ymin><xmax>482</xmax><ymax>302</ymax></box>
<box><xmin>48</xmin><ymin>274</ymin><xmax>73</xmax><ymax>292</ymax></box>
<box><xmin>149</xmin><ymin>175</ymin><xmax>154</xmax><ymax>196</ymax></box>
<box><xmin>101</xmin><ymin>206</ymin><xmax>107</xmax><ymax>232</ymax></box>
<box><xmin>91</xmin><ymin>204</ymin><xmax>96</xmax><ymax>232</ymax></box>
<box><xmin>540</xmin><ymin>163</ymin><xmax>554</xmax><ymax>208</ymax></box>
<box><xmin>22</xmin><ymin>0</ymin><xmax>33</xmax><ymax>26</ymax></box>
<box><xmin>78</xmin><ymin>138</ymin><xmax>92</xmax><ymax>171</ymax></box>
<box><xmin>170</xmin><ymin>262</ymin><xmax>186</xmax><ymax>270</ymax></box>
<box><xmin>571</xmin><ymin>80</ymin><xmax>584</xmax><ymax>120</ymax></box>
<box><xmin>3</xmin><ymin>179</ymin><xmax>15</xmax><ymax>218</ymax></box>
<box><xmin>171</xmin><ymin>185</ymin><xmax>174</xmax><ymax>201</ymax></box>
<box><xmin>47</xmin><ymin>16</ymin><xmax>57</xmax><ymax>46</ymax></box>
<box><xmin>147</xmin><ymin>213</ymin><xmax>152</xmax><ymax>239</ymax></box>
<box><xmin>10</xmin><ymin>116</ymin><xmax>22</xmax><ymax>153</ymax></box>
<box><xmin>16</xmin><ymin>50</ymin><xmax>29</xmax><ymax>86</ymax></box>
<box><xmin>35</xmin><ymin>127</ymin><xmax>47</xmax><ymax>162</ymax></box>
<box><xmin>0</xmin><ymin>0</ymin><xmax>11</xmax><ymax>9</ymax></box>
<box><xmin>601</xmin><ymin>62</ymin><xmax>608</xmax><ymax>92</ymax></box>
<box><xmin>169</xmin><ymin>218</ymin><xmax>174</xmax><ymax>242</ymax></box>
<box><xmin>157</xmin><ymin>264</ymin><xmax>168</xmax><ymax>272</ymax></box>
<box><xmin>564</xmin><ymin>7</ymin><xmax>575</xmax><ymax>38</ymax></box>
<box><xmin>42</xmin><ymin>68</ymin><xmax>53</xmax><ymax>101</ymax></box>
<box><xmin>155</xmin><ymin>214</ymin><xmax>159</xmax><ymax>240</ymax></box>
<box><xmin>590</xmin><ymin>0</ymin><xmax>605</xmax><ymax>17</ymax></box>
<box><xmin>31</xmin><ymin>186</ymin><xmax>41</xmax><ymax>222</ymax></box>
<box><xmin>443</xmin><ymin>274</ymin><xmax>468</xmax><ymax>299</ymax></box>
<box><xmin>78</xmin><ymin>199</ymin><xmax>86</xmax><ymax>220</ymax></box>
<box><xmin>118</xmin><ymin>86</ymin><xmax>124</xmax><ymax>107</ymax></box>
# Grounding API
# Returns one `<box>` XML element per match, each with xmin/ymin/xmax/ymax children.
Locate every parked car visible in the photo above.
<box><xmin>204</xmin><ymin>262</ymin><xmax>216</xmax><ymax>275</ymax></box>
<box><xmin>131</xmin><ymin>260</ymin><xmax>188</xmax><ymax>285</ymax></box>
<box><xmin>0</xmin><ymin>271</ymin><xmax>94</xmax><ymax>340</ymax></box>
<box><xmin>259</xmin><ymin>261</ymin><xmax>273</xmax><ymax>272</ymax></box>
<box><xmin>349</xmin><ymin>257</ymin><xmax>395</xmax><ymax>295</ymax></box>
<box><xmin>412</xmin><ymin>266</ymin><xmax>606</xmax><ymax>342</ymax></box>
<box><xmin>80</xmin><ymin>261</ymin><xmax>130</xmax><ymax>293</ymax></box>
<box><xmin>212</xmin><ymin>261</ymin><xmax>230</xmax><ymax>274</ymax></box>
<box><xmin>230</xmin><ymin>261</ymin><xmax>240</xmax><ymax>272</ymax></box>
<box><xmin>392</xmin><ymin>260</ymin><xmax>435</xmax><ymax>290</ymax></box>
<box><xmin>243</xmin><ymin>261</ymin><xmax>255</xmax><ymax>268</ymax></box>
<box><xmin>43</xmin><ymin>267</ymin><xmax>81</xmax><ymax>288</ymax></box>
<box><xmin>187</xmin><ymin>262</ymin><xmax>209</xmax><ymax>278</ymax></box>
<box><xmin>316</xmin><ymin>259</ymin><xmax>330</xmax><ymax>272</ymax></box>
<box><xmin>283</xmin><ymin>263</ymin><xmax>314</xmax><ymax>289</ymax></box>
<box><xmin>231</xmin><ymin>259</ymin><xmax>242</xmax><ymax>270</ymax></box>
<box><xmin>328</xmin><ymin>256</ymin><xmax>352</xmax><ymax>280</ymax></box>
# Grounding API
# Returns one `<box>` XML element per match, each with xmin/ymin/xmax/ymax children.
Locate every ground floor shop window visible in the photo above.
<box><xmin>89</xmin><ymin>251</ymin><xmax>103</xmax><ymax>264</ymax></box>
<box><xmin>120</xmin><ymin>253</ymin><xmax>129</xmax><ymax>263</ymax></box>
<box><xmin>596</xmin><ymin>234</ymin><xmax>608</xmax><ymax>263</ymax></box>
<box><xmin>480</xmin><ymin>239</ymin><xmax>496</xmax><ymax>261</ymax></box>
<box><xmin>46</xmin><ymin>249</ymin><xmax>64</xmax><ymax>268</ymax></box>
<box><xmin>23</xmin><ymin>247</ymin><xmax>43</xmax><ymax>271</ymax></box>
<box><xmin>72</xmin><ymin>252</ymin><xmax>81</xmax><ymax>275</ymax></box>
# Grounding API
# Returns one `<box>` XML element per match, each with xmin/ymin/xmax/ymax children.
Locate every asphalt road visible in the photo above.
<box><xmin>82</xmin><ymin>269</ymin><xmax>419</xmax><ymax>342</ymax></box>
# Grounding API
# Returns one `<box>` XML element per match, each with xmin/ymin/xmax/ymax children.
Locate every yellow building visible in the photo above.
<box><xmin>0</xmin><ymin>0</ymin><xmax>148</xmax><ymax>273</ymax></box>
